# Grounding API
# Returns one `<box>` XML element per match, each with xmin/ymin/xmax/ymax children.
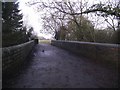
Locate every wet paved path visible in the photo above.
<box><xmin>5</xmin><ymin>44</ymin><xmax>118</xmax><ymax>88</ymax></box>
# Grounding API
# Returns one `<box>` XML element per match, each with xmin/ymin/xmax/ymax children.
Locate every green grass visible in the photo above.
<box><xmin>39</xmin><ymin>40</ymin><xmax>51</xmax><ymax>44</ymax></box>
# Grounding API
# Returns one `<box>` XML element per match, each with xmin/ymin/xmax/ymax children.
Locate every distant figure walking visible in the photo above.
<box><xmin>42</xmin><ymin>50</ymin><xmax>44</xmax><ymax>52</ymax></box>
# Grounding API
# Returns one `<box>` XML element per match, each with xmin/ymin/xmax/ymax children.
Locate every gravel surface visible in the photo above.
<box><xmin>3</xmin><ymin>44</ymin><xmax>118</xmax><ymax>88</ymax></box>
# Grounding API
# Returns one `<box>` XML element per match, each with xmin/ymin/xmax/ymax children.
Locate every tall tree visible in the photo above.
<box><xmin>2</xmin><ymin>2</ymin><xmax>23</xmax><ymax>33</ymax></box>
<box><xmin>66</xmin><ymin>15</ymin><xmax>95</xmax><ymax>41</ymax></box>
<box><xmin>2</xmin><ymin>2</ymin><xmax>29</xmax><ymax>47</ymax></box>
<box><xmin>27</xmin><ymin>0</ymin><xmax>119</xmax><ymax>43</ymax></box>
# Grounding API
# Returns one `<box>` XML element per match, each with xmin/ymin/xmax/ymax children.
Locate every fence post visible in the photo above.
<box><xmin>34</xmin><ymin>39</ymin><xmax>39</xmax><ymax>44</ymax></box>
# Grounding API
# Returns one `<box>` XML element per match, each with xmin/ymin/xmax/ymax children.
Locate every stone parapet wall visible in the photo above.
<box><xmin>2</xmin><ymin>40</ymin><xmax>35</xmax><ymax>77</ymax></box>
<box><xmin>51</xmin><ymin>40</ymin><xmax>119</xmax><ymax>67</ymax></box>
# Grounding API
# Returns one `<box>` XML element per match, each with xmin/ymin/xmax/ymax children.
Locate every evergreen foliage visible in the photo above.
<box><xmin>2</xmin><ymin>2</ymin><xmax>29</xmax><ymax>47</ymax></box>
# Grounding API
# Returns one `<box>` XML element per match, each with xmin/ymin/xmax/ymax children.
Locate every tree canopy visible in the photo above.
<box><xmin>23</xmin><ymin>0</ymin><xmax>120</xmax><ymax>43</ymax></box>
<box><xmin>2</xmin><ymin>2</ymin><xmax>31</xmax><ymax>47</ymax></box>
<box><xmin>2</xmin><ymin>2</ymin><xmax>23</xmax><ymax>33</ymax></box>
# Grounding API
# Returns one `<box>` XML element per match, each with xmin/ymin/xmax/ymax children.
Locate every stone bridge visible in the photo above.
<box><xmin>2</xmin><ymin>40</ymin><xmax>119</xmax><ymax>88</ymax></box>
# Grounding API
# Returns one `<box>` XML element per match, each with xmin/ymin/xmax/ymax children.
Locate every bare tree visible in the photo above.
<box><xmin>26</xmin><ymin>0</ymin><xmax>119</xmax><ymax>43</ymax></box>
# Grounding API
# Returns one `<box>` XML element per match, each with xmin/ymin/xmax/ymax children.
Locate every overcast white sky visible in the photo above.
<box><xmin>18</xmin><ymin>0</ymin><xmax>44</xmax><ymax>38</ymax></box>
<box><xmin>18</xmin><ymin>0</ymin><xmax>118</xmax><ymax>39</ymax></box>
<box><xmin>18</xmin><ymin>0</ymin><xmax>53</xmax><ymax>39</ymax></box>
